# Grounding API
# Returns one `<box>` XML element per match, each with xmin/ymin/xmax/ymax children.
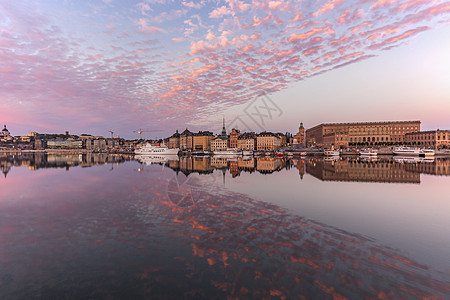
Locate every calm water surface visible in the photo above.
<box><xmin>1</xmin><ymin>153</ymin><xmax>449</xmax><ymax>299</ymax></box>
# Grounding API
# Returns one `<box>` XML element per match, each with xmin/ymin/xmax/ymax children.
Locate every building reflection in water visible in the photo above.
<box><xmin>0</xmin><ymin>154</ymin><xmax>449</xmax><ymax>299</ymax></box>
<box><xmin>0</xmin><ymin>152</ymin><xmax>133</xmax><ymax>177</ymax></box>
<box><xmin>134</xmin><ymin>155</ymin><xmax>450</xmax><ymax>184</ymax></box>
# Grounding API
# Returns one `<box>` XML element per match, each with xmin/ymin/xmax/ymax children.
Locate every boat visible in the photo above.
<box><xmin>300</xmin><ymin>152</ymin><xmax>306</xmax><ymax>157</ymax></box>
<box><xmin>287</xmin><ymin>152</ymin><xmax>294</xmax><ymax>157</ymax></box>
<box><xmin>359</xmin><ymin>149</ymin><xmax>378</xmax><ymax>157</ymax></box>
<box><xmin>135</xmin><ymin>154</ymin><xmax>179</xmax><ymax>165</ymax></box>
<box><xmin>324</xmin><ymin>150</ymin><xmax>340</xmax><ymax>156</ymax></box>
<box><xmin>242</xmin><ymin>150</ymin><xmax>253</xmax><ymax>156</ymax></box>
<box><xmin>213</xmin><ymin>148</ymin><xmax>242</xmax><ymax>156</ymax></box>
<box><xmin>135</xmin><ymin>143</ymin><xmax>179</xmax><ymax>155</ymax></box>
<box><xmin>276</xmin><ymin>151</ymin><xmax>284</xmax><ymax>157</ymax></box>
<box><xmin>393</xmin><ymin>147</ymin><xmax>435</xmax><ymax>157</ymax></box>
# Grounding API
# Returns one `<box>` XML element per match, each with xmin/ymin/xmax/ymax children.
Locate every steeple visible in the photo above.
<box><xmin>221</xmin><ymin>117</ymin><xmax>226</xmax><ymax>136</ymax></box>
<box><xmin>299</xmin><ymin>122</ymin><xmax>304</xmax><ymax>129</ymax></box>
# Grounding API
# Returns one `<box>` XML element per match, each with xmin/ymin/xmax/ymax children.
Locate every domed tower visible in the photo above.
<box><xmin>0</xmin><ymin>125</ymin><xmax>12</xmax><ymax>142</ymax></box>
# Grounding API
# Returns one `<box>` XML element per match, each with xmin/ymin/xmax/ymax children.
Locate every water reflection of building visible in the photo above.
<box><xmin>403</xmin><ymin>158</ymin><xmax>450</xmax><ymax>176</ymax></box>
<box><xmin>0</xmin><ymin>153</ymin><xmax>132</xmax><ymax>172</ymax></box>
<box><xmin>256</xmin><ymin>157</ymin><xmax>284</xmax><ymax>174</ymax></box>
<box><xmin>304</xmin><ymin>158</ymin><xmax>421</xmax><ymax>183</ymax></box>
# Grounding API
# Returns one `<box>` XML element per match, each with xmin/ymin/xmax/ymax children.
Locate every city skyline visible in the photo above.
<box><xmin>1</xmin><ymin>1</ymin><xmax>449</xmax><ymax>139</ymax></box>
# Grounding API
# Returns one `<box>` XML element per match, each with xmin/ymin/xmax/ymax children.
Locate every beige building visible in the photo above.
<box><xmin>211</xmin><ymin>135</ymin><xmax>228</xmax><ymax>151</ymax></box>
<box><xmin>405</xmin><ymin>130</ymin><xmax>449</xmax><ymax>149</ymax></box>
<box><xmin>256</xmin><ymin>132</ymin><xmax>281</xmax><ymax>150</ymax></box>
<box><xmin>193</xmin><ymin>131</ymin><xmax>213</xmax><ymax>151</ymax></box>
<box><xmin>306</xmin><ymin>120</ymin><xmax>421</xmax><ymax>148</ymax></box>
<box><xmin>237</xmin><ymin>133</ymin><xmax>256</xmax><ymax>150</ymax></box>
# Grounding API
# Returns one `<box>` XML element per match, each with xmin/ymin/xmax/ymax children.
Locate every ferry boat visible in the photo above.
<box><xmin>135</xmin><ymin>143</ymin><xmax>179</xmax><ymax>155</ymax></box>
<box><xmin>213</xmin><ymin>148</ymin><xmax>242</xmax><ymax>156</ymax></box>
<box><xmin>276</xmin><ymin>151</ymin><xmax>284</xmax><ymax>157</ymax></box>
<box><xmin>300</xmin><ymin>152</ymin><xmax>306</xmax><ymax>157</ymax></box>
<box><xmin>393</xmin><ymin>147</ymin><xmax>435</xmax><ymax>157</ymax></box>
<box><xmin>324</xmin><ymin>150</ymin><xmax>340</xmax><ymax>156</ymax></box>
<box><xmin>359</xmin><ymin>149</ymin><xmax>378</xmax><ymax>157</ymax></box>
<box><xmin>242</xmin><ymin>150</ymin><xmax>253</xmax><ymax>156</ymax></box>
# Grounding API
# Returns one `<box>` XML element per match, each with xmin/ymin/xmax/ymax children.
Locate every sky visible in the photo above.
<box><xmin>0</xmin><ymin>0</ymin><xmax>449</xmax><ymax>139</ymax></box>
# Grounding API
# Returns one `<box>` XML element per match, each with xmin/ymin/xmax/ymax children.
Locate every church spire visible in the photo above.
<box><xmin>222</xmin><ymin>116</ymin><xmax>226</xmax><ymax>136</ymax></box>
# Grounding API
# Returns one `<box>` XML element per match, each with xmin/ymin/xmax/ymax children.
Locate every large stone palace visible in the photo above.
<box><xmin>306</xmin><ymin>120</ymin><xmax>421</xmax><ymax>148</ymax></box>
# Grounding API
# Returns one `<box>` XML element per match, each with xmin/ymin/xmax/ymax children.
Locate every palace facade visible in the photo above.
<box><xmin>405</xmin><ymin>130</ymin><xmax>449</xmax><ymax>149</ymax></box>
<box><xmin>306</xmin><ymin>120</ymin><xmax>421</xmax><ymax>148</ymax></box>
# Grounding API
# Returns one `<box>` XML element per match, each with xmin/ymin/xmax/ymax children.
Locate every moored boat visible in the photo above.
<box><xmin>213</xmin><ymin>148</ymin><xmax>242</xmax><ymax>156</ymax></box>
<box><xmin>135</xmin><ymin>143</ymin><xmax>179</xmax><ymax>155</ymax></box>
<box><xmin>324</xmin><ymin>150</ymin><xmax>340</xmax><ymax>156</ymax></box>
<box><xmin>393</xmin><ymin>147</ymin><xmax>435</xmax><ymax>157</ymax></box>
<box><xmin>242</xmin><ymin>150</ymin><xmax>253</xmax><ymax>156</ymax></box>
<box><xmin>359</xmin><ymin>149</ymin><xmax>378</xmax><ymax>156</ymax></box>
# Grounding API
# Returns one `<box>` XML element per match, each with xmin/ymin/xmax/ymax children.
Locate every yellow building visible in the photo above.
<box><xmin>306</xmin><ymin>120</ymin><xmax>421</xmax><ymax>148</ymax></box>
<box><xmin>211</xmin><ymin>135</ymin><xmax>228</xmax><ymax>151</ymax></box>
<box><xmin>237</xmin><ymin>133</ymin><xmax>256</xmax><ymax>150</ymax></box>
<box><xmin>256</xmin><ymin>132</ymin><xmax>281</xmax><ymax>150</ymax></box>
<box><xmin>193</xmin><ymin>131</ymin><xmax>213</xmax><ymax>151</ymax></box>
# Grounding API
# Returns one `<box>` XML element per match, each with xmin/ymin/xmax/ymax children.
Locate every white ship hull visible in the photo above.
<box><xmin>393</xmin><ymin>147</ymin><xmax>434</xmax><ymax>157</ymax></box>
<box><xmin>135</xmin><ymin>144</ymin><xmax>179</xmax><ymax>155</ymax></box>
<box><xmin>213</xmin><ymin>149</ymin><xmax>242</xmax><ymax>156</ymax></box>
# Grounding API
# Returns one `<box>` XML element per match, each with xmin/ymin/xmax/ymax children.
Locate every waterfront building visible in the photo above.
<box><xmin>405</xmin><ymin>130</ymin><xmax>449</xmax><ymax>149</ymax></box>
<box><xmin>180</xmin><ymin>128</ymin><xmax>194</xmax><ymax>150</ymax></box>
<box><xmin>292</xmin><ymin>122</ymin><xmax>305</xmax><ymax>145</ymax></box>
<box><xmin>275</xmin><ymin>132</ymin><xmax>287</xmax><ymax>146</ymax></box>
<box><xmin>211</xmin><ymin>135</ymin><xmax>228</xmax><ymax>151</ymax></box>
<box><xmin>306</xmin><ymin>120</ymin><xmax>421</xmax><ymax>148</ymax></box>
<box><xmin>211</xmin><ymin>120</ymin><xmax>229</xmax><ymax>151</ymax></box>
<box><xmin>168</xmin><ymin>130</ymin><xmax>180</xmax><ymax>149</ymax></box>
<box><xmin>0</xmin><ymin>125</ymin><xmax>12</xmax><ymax>142</ymax></box>
<box><xmin>256</xmin><ymin>132</ymin><xmax>281</xmax><ymax>151</ymax></box>
<box><xmin>229</xmin><ymin>128</ymin><xmax>241</xmax><ymax>148</ymax></box>
<box><xmin>237</xmin><ymin>133</ymin><xmax>256</xmax><ymax>151</ymax></box>
<box><xmin>193</xmin><ymin>131</ymin><xmax>213</xmax><ymax>151</ymax></box>
<box><xmin>47</xmin><ymin>139</ymin><xmax>83</xmax><ymax>149</ymax></box>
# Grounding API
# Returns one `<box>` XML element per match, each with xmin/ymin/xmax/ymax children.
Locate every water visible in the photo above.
<box><xmin>1</xmin><ymin>153</ymin><xmax>449</xmax><ymax>299</ymax></box>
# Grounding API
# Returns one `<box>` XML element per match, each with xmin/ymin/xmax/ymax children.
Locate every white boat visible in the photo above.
<box><xmin>324</xmin><ymin>150</ymin><xmax>340</xmax><ymax>156</ymax></box>
<box><xmin>213</xmin><ymin>148</ymin><xmax>242</xmax><ymax>156</ymax></box>
<box><xmin>393</xmin><ymin>147</ymin><xmax>435</xmax><ymax>157</ymax></box>
<box><xmin>242</xmin><ymin>150</ymin><xmax>253</xmax><ymax>156</ymax></box>
<box><xmin>135</xmin><ymin>143</ymin><xmax>179</xmax><ymax>155</ymax></box>
<box><xmin>300</xmin><ymin>152</ymin><xmax>306</xmax><ymax>157</ymax></box>
<box><xmin>359</xmin><ymin>149</ymin><xmax>378</xmax><ymax>156</ymax></box>
<box><xmin>135</xmin><ymin>154</ymin><xmax>179</xmax><ymax>165</ymax></box>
